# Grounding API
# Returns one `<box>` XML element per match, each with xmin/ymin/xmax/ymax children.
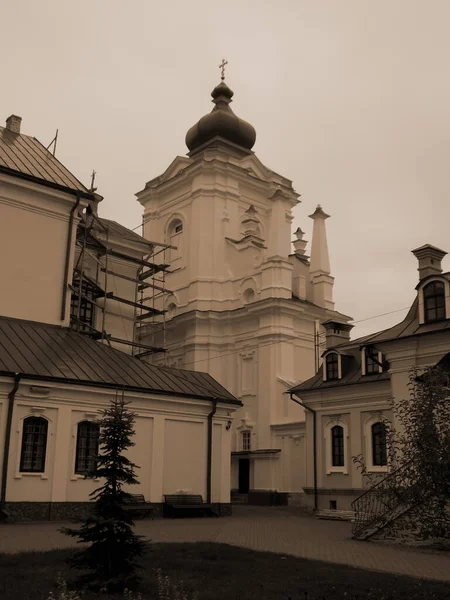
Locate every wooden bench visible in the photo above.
<box><xmin>120</xmin><ymin>494</ymin><xmax>154</xmax><ymax>519</ymax></box>
<box><xmin>164</xmin><ymin>494</ymin><xmax>218</xmax><ymax>518</ymax></box>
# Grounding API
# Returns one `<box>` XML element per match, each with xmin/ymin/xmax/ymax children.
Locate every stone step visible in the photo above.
<box><xmin>231</xmin><ymin>494</ymin><xmax>249</xmax><ymax>505</ymax></box>
<box><xmin>314</xmin><ymin>509</ymin><xmax>355</xmax><ymax>522</ymax></box>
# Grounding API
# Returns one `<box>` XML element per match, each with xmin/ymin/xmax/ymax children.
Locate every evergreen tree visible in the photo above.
<box><xmin>61</xmin><ymin>391</ymin><xmax>148</xmax><ymax>592</ymax></box>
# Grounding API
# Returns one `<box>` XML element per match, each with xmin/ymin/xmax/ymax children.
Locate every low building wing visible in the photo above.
<box><xmin>0</xmin><ymin>316</ymin><xmax>240</xmax><ymax>405</ymax></box>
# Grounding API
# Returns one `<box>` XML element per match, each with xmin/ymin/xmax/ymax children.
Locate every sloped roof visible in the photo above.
<box><xmin>0</xmin><ymin>317</ymin><xmax>240</xmax><ymax>405</ymax></box>
<box><xmin>290</xmin><ymin>278</ymin><xmax>450</xmax><ymax>394</ymax></box>
<box><xmin>0</xmin><ymin>125</ymin><xmax>93</xmax><ymax>198</ymax></box>
<box><xmin>290</xmin><ymin>350</ymin><xmax>390</xmax><ymax>393</ymax></box>
<box><xmin>94</xmin><ymin>218</ymin><xmax>154</xmax><ymax>247</ymax></box>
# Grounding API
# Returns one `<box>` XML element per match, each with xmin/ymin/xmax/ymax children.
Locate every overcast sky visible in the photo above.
<box><xmin>2</xmin><ymin>0</ymin><xmax>449</xmax><ymax>339</ymax></box>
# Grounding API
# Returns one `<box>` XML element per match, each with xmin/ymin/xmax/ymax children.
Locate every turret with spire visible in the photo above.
<box><xmin>308</xmin><ymin>204</ymin><xmax>335</xmax><ymax>310</ymax></box>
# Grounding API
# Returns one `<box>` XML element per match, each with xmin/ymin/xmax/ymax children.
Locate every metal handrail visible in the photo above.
<box><xmin>351</xmin><ymin>458</ymin><xmax>417</xmax><ymax>538</ymax></box>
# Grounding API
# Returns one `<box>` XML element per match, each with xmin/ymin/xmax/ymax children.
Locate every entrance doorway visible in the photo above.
<box><xmin>238</xmin><ymin>458</ymin><xmax>250</xmax><ymax>493</ymax></box>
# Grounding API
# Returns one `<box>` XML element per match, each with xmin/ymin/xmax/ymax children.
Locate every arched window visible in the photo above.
<box><xmin>325</xmin><ymin>353</ymin><xmax>339</xmax><ymax>380</ymax></box>
<box><xmin>20</xmin><ymin>416</ymin><xmax>48</xmax><ymax>473</ymax></box>
<box><xmin>167</xmin><ymin>218</ymin><xmax>183</xmax><ymax>261</ymax></box>
<box><xmin>243</xmin><ymin>289</ymin><xmax>255</xmax><ymax>304</ymax></box>
<box><xmin>331</xmin><ymin>425</ymin><xmax>344</xmax><ymax>467</ymax></box>
<box><xmin>371</xmin><ymin>422</ymin><xmax>387</xmax><ymax>467</ymax></box>
<box><xmin>423</xmin><ymin>281</ymin><xmax>446</xmax><ymax>323</ymax></box>
<box><xmin>75</xmin><ymin>421</ymin><xmax>100</xmax><ymax>476</ymax></box>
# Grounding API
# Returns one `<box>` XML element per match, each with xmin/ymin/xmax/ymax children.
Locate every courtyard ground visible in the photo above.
<box><xmin>0</xmin><ymin>506</ymin><xmax>449</xmax><ymax>582</ymax></box>
<box><xmin>1</xmin><ymin>542</ymin><xmax>450</xmax><ymax>600</ymax></box>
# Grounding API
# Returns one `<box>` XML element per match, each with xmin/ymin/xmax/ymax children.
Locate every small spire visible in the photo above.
<box><xmin>294</xmin><ymin>227</ymin><xmax>305</xmax><ymax>240</ymax></box>
<box><xmin>308</xmin><ymin>204</ymin><xmax>330</xmax><ymax>220</ymax></box>
<box><xmin>218</xmin><ymin>58</ymin><xmax>228</xmax><ymax>81</ymax></box>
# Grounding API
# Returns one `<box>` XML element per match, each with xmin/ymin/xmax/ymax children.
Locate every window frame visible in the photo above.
<box><xmin>324</xmin><ymin>352</ymin><xmax>340</xmax><ymax>381</ymax></box>
<box><xmin>363</xmin><ymin>414</ymin><xmax>389</xmax><ymax>473</ymax></box>
<box><xmin>371</xmin><ymin>422</ymin><xmax>387</xmax><ymax>467</ymax></box>
<box><xmin>167</xmin><ymin>217</ymin><xmax>184</xmax><ymax>262</ymax></box>
<box><xmin>19</xmin><ymin>416</ymin><xmax>48</xmax><ymax>474</ymax></box>
<box><xmin>331</xmin><ymin>425</ymin><xmax>344</xmax><ymax>467</ymax></box>
<box><xmin>423</xmin><ymin>280</ymin><xmax>446</xmax><ymax>324</ymax></box>
<box><xmin>75</xmin><ymin>420</ymin><xmax>100</xmax><ymax>477</ymax></box>
<box><xmin>324</xmin><ymin>418</ymin><xmax>349</xmax><ymax>475</ymax></box>
<box><xmin>241</xmin><ymin>430</ymin><xmax>251</xmax><ymax>452</ymax></box>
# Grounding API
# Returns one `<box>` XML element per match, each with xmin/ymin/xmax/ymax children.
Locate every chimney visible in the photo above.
<box><xmin>411</xmin><ymin>244</ymin><xmax>447</xmax><ymax>281</ymax></box>
<box><xmin>5</xmin><ymin>115</ymin><xmax>22</xmax><ymax>134</ymax></box>
<box><xmin>322</xmin><ymin>320</ymin><xmax>353</xmax><ymax>350</ymax></box>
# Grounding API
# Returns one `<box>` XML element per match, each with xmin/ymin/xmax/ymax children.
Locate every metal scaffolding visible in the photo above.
<box><xmin>69</xmin><ymin>205</ymin><xmax>172</xmax><ymax>358</ymax></box>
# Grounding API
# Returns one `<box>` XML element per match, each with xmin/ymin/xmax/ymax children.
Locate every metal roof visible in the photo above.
<box><xmin>0</xmin><ymin>317</ymin><xmax>240</xmax><ymax>405</ymax></box>
<box><xmin>0</xmin><ymin>125</ymin><xmax>91</xmax><ymax>196</ymax></box>
<box><xmin>94</xmin><ymin>218</ymin><xmax>162</xmax><ymax>249</ymax></box>
<box><xmin>289</xmin><ymin>351</ymin><xmax>390</xmax><ymax>394</ymax></box>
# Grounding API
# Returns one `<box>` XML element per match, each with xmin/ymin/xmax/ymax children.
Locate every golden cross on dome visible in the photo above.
<box><xmin>218</xmin><ymin>58</ymin><xmax>228</xmax><ymax>81</ymax></box>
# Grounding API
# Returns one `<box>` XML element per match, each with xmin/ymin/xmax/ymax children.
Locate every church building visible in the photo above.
<box><xmin>136</xmin><ymin>75</ymin><xmax>351</xmax><ymax>504</ymax></box>
<box><xmin>0</xmin><ymin>114</ymin><xmax>240</xmax><ymax>521</ymax></box>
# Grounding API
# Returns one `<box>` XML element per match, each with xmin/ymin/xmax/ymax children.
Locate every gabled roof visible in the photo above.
<box><xmin>0</xmin><ymin>317</ymin><xmax>240</xmax><ymax>405</ymax></box>
<box><xmin>0</xmin><ymin>125</ymin><xmax>93</xmax><ymax>198</ymax></box>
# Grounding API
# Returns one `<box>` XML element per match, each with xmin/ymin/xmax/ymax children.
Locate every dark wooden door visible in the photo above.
<box><xmin>238</xmin><ymin>458</ymin><xmax>250</xmax><ymax>493</ymax></box>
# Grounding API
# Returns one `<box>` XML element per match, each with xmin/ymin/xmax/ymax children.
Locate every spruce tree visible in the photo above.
<box><xmin>61</xmin><ymin>391</ymin><xmax>148</xmax><ymax>592</ymax></box>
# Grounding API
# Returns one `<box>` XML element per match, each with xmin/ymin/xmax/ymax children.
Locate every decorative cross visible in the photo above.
<box><xmin>218</xmin><ymin>58</ymin><xmax>228</xmax><ymax>81</ymax></box>
<box><xmin>90</xmin><ymin>169</ymin><xmax>97</xmax><ymax>192</ymax></box>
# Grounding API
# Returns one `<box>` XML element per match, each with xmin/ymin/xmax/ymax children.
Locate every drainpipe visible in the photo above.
<box><xmin>206</xmin><ymin>399</ymin><xmax>218</xmax><ymax>504</ymax></box>
<box><xmin>290</xmin><ymin>393</ymin><xmax>318</xmax><ymax>512</ymax></box>
<box><xmin>0</xmin><ymin>374</ymin><xmax>22</xmax><ymax>520</ymax></box>
<box><xmin>61</xmin><ymin>191</ymin><xmax>82</xmax><ymax>321</ymax></box>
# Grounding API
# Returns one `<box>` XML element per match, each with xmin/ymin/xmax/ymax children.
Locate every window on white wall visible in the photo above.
<box><xmin>364</xmin><ymin>415</ymin><xmax>389</xmax><ymax>472</ymax></box>
<box><xmin>324</xmin><ymin>418</ymin><xmax>348</xmax><ymax>474</ymax></box>
<box><xmin>168</xmin><ymin>219</ymin><xmax>183</xmax><ymax>262</ymax></box>
<box><xmin>242</xmin><ymin>430</ymin><xmax>251</xmax><ymax>451</ymax></box>
<box><xmin>423</xmin><ymin>281</ymin><xmax>446</xmax><ymax>323</ymax></box>
<box><xmin>331</xmin><ymin>425</ymin><xmax>344</xmax><ymax>467</ymax></box>
<box><xmin>20</xmin><ymin>416</ymin><xmax>48</xmax><ymax>473</ymax></box>
<box><xmin>371</xmin><ymin>422</ymin><xmax>387</xmax><ymax>467</ymax></box>
<box><xmin>75</xmin><ymin>421</ymin><xmax>100</xmax><ymax>476</ymax></box>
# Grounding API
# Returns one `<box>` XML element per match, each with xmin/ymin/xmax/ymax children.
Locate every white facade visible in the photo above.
<box><xmin>0</xmin><ymin>115</ymin><xmax>239</xmax><ymax>519</ymax></box>
<box><xmin>291</xmin><ymin>244</ymin><xmax>450</xmax><ymax>511</ymax></box>
<box><xmin>136</xmin><ymin>83</ymin><xmax>351</xmax><ymax>501</ymax></box>
<box><xmin>0</xmin><ymin>377</ymin><xmax>233</xmax><ymax>519</ymax></box>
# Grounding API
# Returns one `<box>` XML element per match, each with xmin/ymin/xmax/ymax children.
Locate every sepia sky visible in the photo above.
<box><xmin>2</xmin><ymin>0</ymin><xmax>449</xmax><ymax>339</ymax></box>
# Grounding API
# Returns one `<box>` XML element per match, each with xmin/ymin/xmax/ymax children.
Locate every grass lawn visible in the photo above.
<box><xmin>0</xmin><ymin>543</ymin><xmax>449</xmax><ymax>600</ymax></box>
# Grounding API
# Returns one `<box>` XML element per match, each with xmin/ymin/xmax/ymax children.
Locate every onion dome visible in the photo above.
<box><xmin>185</xmin><ymin>81</ymin><xmax>256</xmax><ymax>152</ymax></box>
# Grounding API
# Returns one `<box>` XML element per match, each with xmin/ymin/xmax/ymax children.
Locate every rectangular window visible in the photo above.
<box><xmin>20</xmin><ymin>417</ymin><xmax>48</xmax><ymax>473</ymax></box>
<box><xmin>365</xmin><ymin>350</ymin><xmax>379</xmax><ymax>375</ymax></box>
<box><xmin>75</xmin><ymin>421</ymin><xmax>100</xmax><ymax>475</ymax></box>
<box><xmin>372</xmin><ymin>422</ymin><xmax>387</xmax><ymax>467</ymax></box>
<box><xmin>70</xmin><ymin>280</ymin><xmax>97</xmax><ymax>333</ymax></box>
<box><xmin>326</xmin><ymin>353</ymin><xmax>339</xmax><ymax>380</ymax></box>
<box><xmin>331</xmin><ymin>425</ymin><xmax>344</xmax><ymax>467</ymax></box>
<box><xmin>242</xmin><ymin>431</ymin><xmax>251</xmax><ymax>452</ymax></box>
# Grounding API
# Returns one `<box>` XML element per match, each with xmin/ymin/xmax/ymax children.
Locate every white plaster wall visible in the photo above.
<box><xmin>0</xmin><ymin>177</ymin><xmax>81</xmax><ymax>326</ymax></box>
<box><xmin>163</xmin><ymin>419</ymin><xmax>206</xmax><ymax>497</ymax></box>
<box><xmin>0</xmin><ymin>380</ymin><xmax>236</xmax><ymax>506</ymax></box>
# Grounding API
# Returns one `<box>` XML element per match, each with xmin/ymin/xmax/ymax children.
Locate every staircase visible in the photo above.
<box><xmin>351</xmin><ymin>459</ymin><xmax>419</xmax><ymax>540</ymax></box>
<box><xmin>315</xmin><ymin>509</ymin><xmax>355</xmax><ymax>522</ymax></box>
<box><xmin>231</xmin><ymin>493</ymin><xmax>248</xmax><ymax>505</ymax></box>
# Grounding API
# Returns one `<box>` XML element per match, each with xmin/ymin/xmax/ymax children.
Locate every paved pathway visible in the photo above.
<box><xmin>1</xmin><ymin>506</ymin><xmax>450</xmax><ymax>582</ymax></box>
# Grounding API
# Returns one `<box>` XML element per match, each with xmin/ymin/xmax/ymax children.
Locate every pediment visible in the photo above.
<box><xmin>239</xmin><ymin>155</ymin><xmax>273</xmax><ymax>182</ymax></box>
<box><xmin>225</xmin><ymin>235</ymin><xmax>266</xmax><ymax>252</ymax></box>
<box><xmin>146</xmin><ymin>156</ymin><xmax>193</xmax><ymax>188</ymax></box>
